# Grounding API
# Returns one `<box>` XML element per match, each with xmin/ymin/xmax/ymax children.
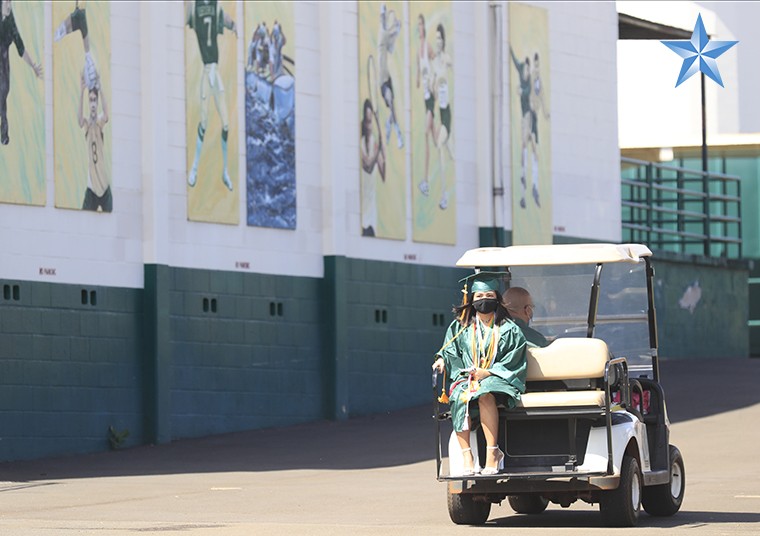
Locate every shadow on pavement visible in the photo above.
<box><xmin>0</xmin><ymin>358</ymin><xmax>757</xmax><ymax>482</ymax></box>
<box><xmin>658</xmin><ymin>357</ymin><xmax>760</xmax><ymax>423</ymax></box>
<box><xmin>487</xmin><ymin>509</ymin><xmax>760</xmax><ymax>528</ymax></box>
<box><xmin>0</xmin><ymin>404</ymin><xmax>434</xmax><ymax>482</ymax></box>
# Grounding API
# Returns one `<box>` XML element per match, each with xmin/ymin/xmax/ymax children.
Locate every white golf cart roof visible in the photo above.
<box><xmin>456</xmin><ymin>243</ymin><xmax>652</xmax><ymax>268</ymax></box>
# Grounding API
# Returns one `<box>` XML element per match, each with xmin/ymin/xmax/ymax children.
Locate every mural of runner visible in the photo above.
<box><xmin>410</xmin><ymin>1</ymin><xmax>455</xmax><ymax>245</ymax></box>
<box><xmin>245</xmin><ymin>1</ymin><xmax>296</xmax><ymax>229</ymax></box>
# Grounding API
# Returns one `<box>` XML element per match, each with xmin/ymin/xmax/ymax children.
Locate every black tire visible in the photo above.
<box><xmin>642</xmin><ymin>445</ymin><xmax>685</xmax><ymax>517</ymax></box>
<box><xmin>508</xmin><ymin>494</ymin><xmax>549</xmax><ymax>514</ymax></box>
<box><xmin>600</xmin><ymin>454</ymin><xmax>642</xmax><ymax>527</ymax></box>
<box><xmin>447</xmin><ymin>489</ymin><xmax>491</xmax><ymax>525</ymax></box>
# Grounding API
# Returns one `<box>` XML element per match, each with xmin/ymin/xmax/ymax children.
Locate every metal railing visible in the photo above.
<box><xmin>621</xmin><ymin>157</ymin><xmax>742</xmax><ymax>258</ymax></box>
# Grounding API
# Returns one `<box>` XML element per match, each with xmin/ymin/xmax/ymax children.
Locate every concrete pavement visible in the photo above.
<box><xmin>0</xmin><ymin>358</ymin><xmax>759</xmax><ymax>535</ymax></box>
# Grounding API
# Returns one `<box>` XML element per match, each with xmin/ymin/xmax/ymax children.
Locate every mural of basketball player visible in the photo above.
<box><xmin>0</xmin><ymin>0</ymin><xmax>42</xmax><ymax>146</ymax></box>
<box><xmin>185</xmin><ymin>0</ymin><xmax>237</xmax><ymax>191</ymax></box>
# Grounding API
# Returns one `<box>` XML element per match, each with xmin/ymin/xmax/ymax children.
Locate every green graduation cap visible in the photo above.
<box><xmin>458</xmin><ymin>271</ymin><xmax>508</xmax><ymax>294</ymax></box>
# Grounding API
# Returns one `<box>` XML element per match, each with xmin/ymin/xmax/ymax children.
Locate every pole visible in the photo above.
<box><xmin>701</xmin><ymin>72</ymin><xmax>710</xmax><ymax>256</ymax></box>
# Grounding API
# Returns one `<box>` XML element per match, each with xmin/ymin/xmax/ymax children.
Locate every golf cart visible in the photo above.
<box><xmin>433</xmin><ymin>243</ymin><xmax>685</xmax><ymax>527</ymax></box>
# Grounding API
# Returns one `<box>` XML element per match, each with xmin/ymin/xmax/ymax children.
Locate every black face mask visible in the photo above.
<box><xmin>472</xmin><ymin>298</ymin><xmax>498</xmax><ymax>314</ymax></box>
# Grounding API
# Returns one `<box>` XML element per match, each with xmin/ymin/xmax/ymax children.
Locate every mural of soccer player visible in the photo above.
<box><xmin>53</xmin><ymin>0</ymin><xmax>112</xmax><ymax>212</ymax></box>
<box><xmin>77</xmin><ymin>65</ymin><xmax>110</xmax><ymax>211</ymax></box>
<box><xmin>55</xmin><ymin>0</ymin><xmax>109</xmax><ymax>211</ymax></box>
<box><xmin>358</xmin><ymin>0</ymin><xmax>406</xmax><ymax>240</ymax></box>
<box><xmin>377</xmin><ymin>3</ymin><xmax>403</xmax><ymax>150</ymax></box>
<box><xmin>508</xmin><ymin>2</ymin><xmax>552</xmax><ymax>245</ymax></box>
<box><xmin>0</xmin><ymin>0</ymin><xmax>42</xmax><ymax>147</ymax></box>
<box><xmin>244</xmin><ymin>1</ymin><xmax>295</xmax><ymax>229</ymax></box>
<box><xmin>186</xmin><ymin>0</ymin><xmax>237</xmax><ymax>192</ymax></box>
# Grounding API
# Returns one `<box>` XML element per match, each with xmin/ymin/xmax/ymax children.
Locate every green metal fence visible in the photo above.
<box><xmin>622</xmin><ymin>157</ymin><xmax>742</xmax><ymax>258</ymax></box>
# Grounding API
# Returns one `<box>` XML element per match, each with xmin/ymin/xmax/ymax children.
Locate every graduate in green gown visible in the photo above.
<box><xmin>432</xmin><ymin>273</ymin><xmax>527</xmax><ymax>475</ymax></box>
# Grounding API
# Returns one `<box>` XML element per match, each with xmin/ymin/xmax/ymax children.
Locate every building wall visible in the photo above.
<box><xmin>0</xmin><ymin>280</ymin><xmax>143</xmax><ymax>460</ymax></box>
<box><xmin>1</xmin><ymin>1</ymin><xmax>716</xmax><ymax>463</ymax></box>
<box><xmin>168</xmin><ymin>268</ymin><xmax>324</xmax><ymax>438</ymax></box>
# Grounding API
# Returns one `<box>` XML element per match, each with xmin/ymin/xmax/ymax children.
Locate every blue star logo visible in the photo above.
<box><xmin>661</xmin><ymin>14</ymin><xmax>738</xmax><ymax>88</ymax></box>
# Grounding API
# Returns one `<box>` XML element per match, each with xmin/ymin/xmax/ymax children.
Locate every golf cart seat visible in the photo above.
<box><xmin>516</xmin><ymin>338</ymin><xmax>611</xmax><ymax>409</ymax></box>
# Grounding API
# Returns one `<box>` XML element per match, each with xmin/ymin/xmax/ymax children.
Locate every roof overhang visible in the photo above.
<box><xmin>456</xmin><ymin>243</ymin><xmax>653</xmax><ymax>268</ymax></box>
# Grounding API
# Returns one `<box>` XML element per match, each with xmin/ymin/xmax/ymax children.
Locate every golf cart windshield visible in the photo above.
<box><xmin>510</xmin><ymin>261</ymin><xmax>654</xmax><ymax>379</ymax></box>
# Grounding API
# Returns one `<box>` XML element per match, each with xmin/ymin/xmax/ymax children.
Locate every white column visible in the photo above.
<box><xmin>320</xmin><ymin>1</ymin><xmax>348</xmax><ymax>258</ymax></box>
<box><xmin>140</xmin><ymin>1</ymin><xmax>170</xmax><ymax>266</ymax></box>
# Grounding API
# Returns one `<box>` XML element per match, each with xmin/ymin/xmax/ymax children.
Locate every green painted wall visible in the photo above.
<box><xmin>168</xmin><ymin>268</ymin><xmax>324</xmax><ymax>439</ymax></box>
<box><xmin>0</xmin><ymin>280</ymin><xmax>143</xmax><ymax>461</ymax></box>
<box><xmin>342</xmin><ymin>258</ymin><xmax>469</xmax><ymax>416</ymax></box>
<box><xmin>0</xmin><ymin>247</ymin><xmax>749</xmax><ymax>462</ymax></box>
<box><xmin>650</xmin><ymin>253</ymin><xmax>748</xmax><ymax>358</ymax></box>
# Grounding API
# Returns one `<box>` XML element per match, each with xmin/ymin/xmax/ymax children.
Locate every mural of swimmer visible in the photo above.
<box><xmin>245</xmin><ymin>1</ymin><xmax>295</xmax><ymax>229</ymax></box>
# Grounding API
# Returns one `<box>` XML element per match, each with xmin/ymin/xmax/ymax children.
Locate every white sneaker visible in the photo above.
<box><xmin>188</xmin><ymin>165</ymin><xmax>198</xmax><ymax>187</ymax></box>
<box><xmin>418</xmin><ymin>180</ymin><xmax>430</xmax><ymax>196</ymax></box>
<box><xmin>222</xmin><ymin>169</ymin><xmax>233</xmax><ymax>191</ymax></box>
<box><xmin>439</xmin><ymin>191</ymin><xmax>448</xmax><ymax>210</ymax></box>
<box><xmin>397</xmin><ymin>133</ymin><xmax>404</xmax><ymax>149</ymax></box>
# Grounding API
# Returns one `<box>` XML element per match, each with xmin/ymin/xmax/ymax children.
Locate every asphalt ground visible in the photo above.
<box><xmin>0</xmin><ymin>358</ymin><xmax>759</xmax><ymax>535</ymax></box>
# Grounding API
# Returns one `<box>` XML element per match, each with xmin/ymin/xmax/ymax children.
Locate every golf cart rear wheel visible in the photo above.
<box><xmin>642</xmin><ymin>445</ymin><xmax>685</xmax><ymax>517</ymax></box>
<box><xmin>508</xmin><ymin>494</ymin><xmax>549</xmax><ymax>514</ymax></box>
<box><xmin>600</xmin><ymin>454</ymin><xmax>642</xmax><ymax>527</ymax></box>
<box><xmin>447</xmin><ymin>489</ymin><xmax>491</xmax><ymax>525</ymax></box>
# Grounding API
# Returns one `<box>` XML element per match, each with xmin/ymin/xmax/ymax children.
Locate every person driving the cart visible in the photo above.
<box><xmin>432</xmin><ymin>273</ymin><xmax>528</xmax><ymax>476</ymax></box>
<box><xmin>504</xmin><ymin>286</ymin><xmax>549</xmax><ymax>348</ymax></box>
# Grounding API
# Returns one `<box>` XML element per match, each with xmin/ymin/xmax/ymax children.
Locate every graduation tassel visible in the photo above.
<box><xmin>458</xmin><ymin>281</ymin><xmax>469</xmax><ymax>323</ymax></box>
<box><xmin>437</xmin><ymin>369</ymin><xmax>449</xmax><ymax>403</ymax></box>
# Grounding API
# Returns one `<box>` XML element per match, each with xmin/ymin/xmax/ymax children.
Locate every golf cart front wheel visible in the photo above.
<box><xmin>447</xmin><ymin>489</ymin><xmax>491</xmax><ymax>525</ymax></box>
<box><xmin>599</xmin><ymin>454</ymin><xmax>642</xmax><ymax>527</ymax></box>
<box><xmin>508</xmin><ymin>494</ymin><xmax>549</xmax><ymax>514</ymax></box>
<box><xmin>642</xmin><ymin>445</ymin><xmax>685</xmax><ymax>516</ymax></box>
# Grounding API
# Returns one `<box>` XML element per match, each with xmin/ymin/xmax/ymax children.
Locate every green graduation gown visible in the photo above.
<box><xmin>437</xmin><ymin>317</ymin><xmax>528</xmax><ymax>432</ymax></box>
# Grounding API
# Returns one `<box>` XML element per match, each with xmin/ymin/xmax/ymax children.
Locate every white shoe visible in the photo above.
<box><xmin>481</xmin><ymin>446</ymin><xmax>505</xmax><ymax>475</ymax></box>
<box><xmin>439</xmin><ymin>191</ymin><xmax>448</xmax><ymax>210</ymax></box>
<box><xmin>418</xmin><ymin>180</ymin><xmax>430</xmax><ymax>196</ymax></box>
<box><xmin>222</xmin><ymin>169</ymin><xmax>233</xmax><ymax>191</ymax></box>
<box><xmin>397</xmin><ymin>133</ymin><xmax>404</xmax><ymax>149</ymax></box>
<box><xmin>188</xmin><ymin>165</ymin><xmax>198</xmax><ymax>187</ymax></box>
